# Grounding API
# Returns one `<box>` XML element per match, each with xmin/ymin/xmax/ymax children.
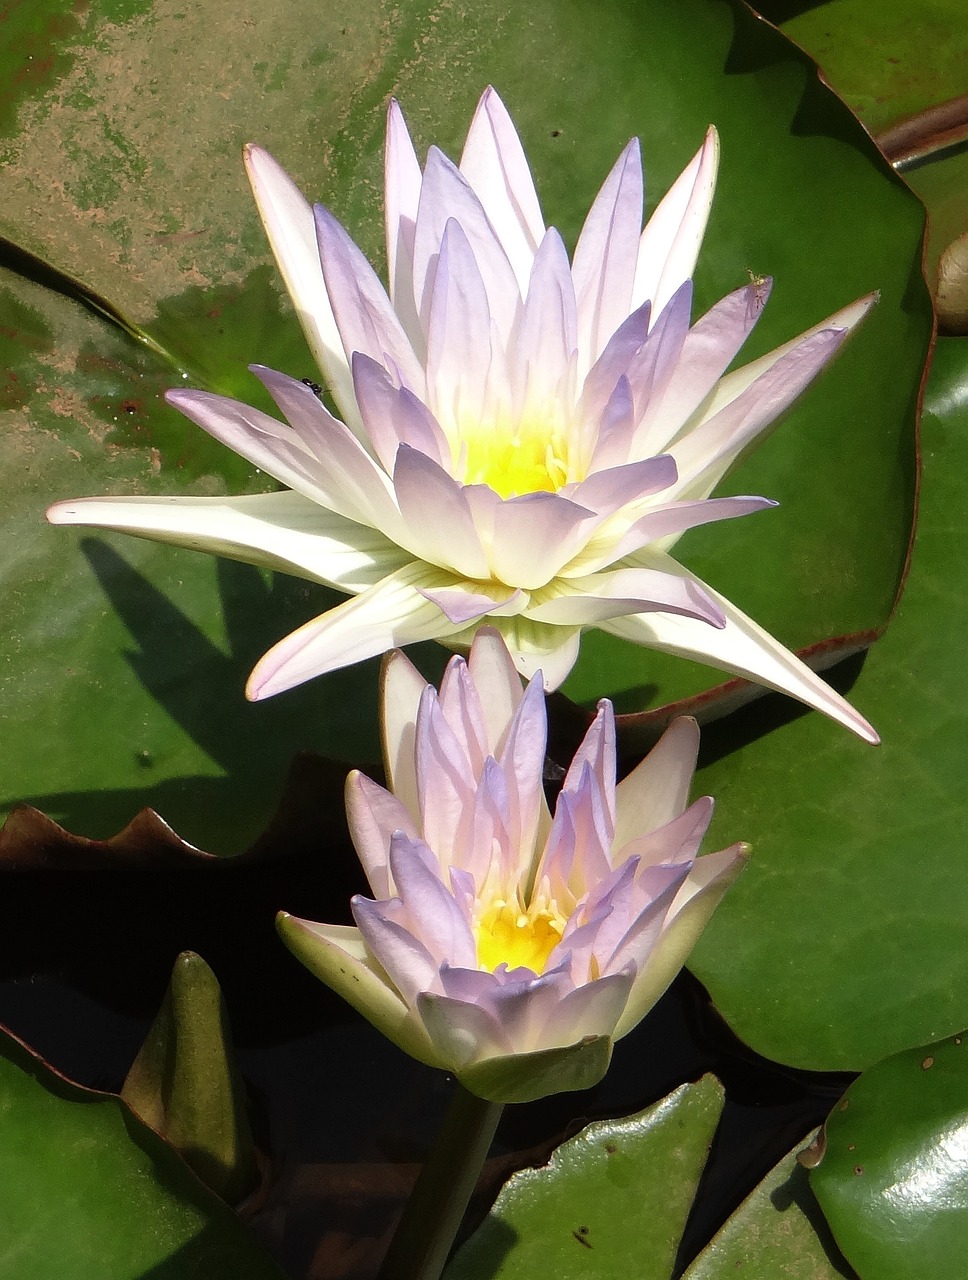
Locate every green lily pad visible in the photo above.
<box><xmin>0</xmin><ymin>0</ymin><xmax>929</xmax><ymax>843</ymax></box>
<box><xmin>811</xmin><ymin>1031</ymin><xmax>968</xmax><ymax>1279</ymax></box>
<box><xmin>445</xmin><ymin>1076</ymin><xmax>724</xmax><ymax>1280</ymax></box>
<box><xmin>688</xmin><ymin>335</ymin><xmax>968</xmax><ymax>1071</ymax></box>
<box><xmin>683</xmin><ymin>1136</ymin><xmax>856</xmax><ymax>1280</ymax></box>
<box><xmin>0</xmin><ymin>1026</ymin><xmax>285</xmax><ymax>1280</ymax></box>
<box><xmin>776</xmin><ymin>1</ymin><xmax>968</xmax><ymax>292</ymax></box>
<box><xmin>780</xmin><ymin>0</ymin><xmax>968</xmax><ymax>137</ymax></box>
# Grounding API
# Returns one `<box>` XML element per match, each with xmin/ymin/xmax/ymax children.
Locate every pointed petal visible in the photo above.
<box><xmin>668</xmin><ymin>328</ymin><xmax>852</xmax><ymax>502</ymax></box>
<box><xmin>380</xmin><ymin>647</ymin><xmax>429</xmax><ymax>824</ymax></box>
<box><xmin>315</xmin><ymin>204</ymin><xmax>425</xmax><ymax>392</ymax></box>
<box><xmin>495</xmin><ymin>673</ymin><xmax>548</xmax><ymax>857</ymax></box>
<box><xmin>612</xmin><ymin>495</ymin><xmax>777</xmax><ymax>558</ymax></box>
<box><xmin>632</xmin><ymin>126</ymin><xmax>719</xmax><ymax>317</ymax></box>
<box><xmin>246</xmin><ymin>561</ymin><xmax>471</xmax><ymax>700</ymax></box>
<box><xmin>424</xmin><ymin>218</ymin><xmax>500</xmax><ymax>436</ymax></box>
<box><xmin>166</xmin><ymin>385</ymin><xmax>357</xmax><ymax>511</ymax></box>
<box><xmin>618</xmin><ymin>796</ymin><xmax>715</xmax><ymax>869</ymax></box>
<box><xmin>565</xmin><ymin>456</ymin><xmax>678</xmax><ymax>518</ymax></box>
<box><xmin>612</xmin><ymin>843</ymin><xmax>749</xmax><ymax>1039</ymax></box>
<box><xmin>351</xmin><ymin>895</ymin><xmax>440</xmax><ymax>1005</ymax></box>
<box><xmin>524</xmin><ymin>566</ymin><xmax>724</xmax><ymax>627</ymax></box>
<box><xmin>464</xmin><ymin>486</ymin><xmax>598</xmax><ymax>589</ymax></box>
<box><xmin>573</xmin><ymin>139</ymin><xmax>644</xmax><ymax>371</ymax></box>
<box><xmin>538</xmin><ymin>972</ymin><xmax>633</xmax><ymax>1047</ymax></box>
<box><xmin>413</xmin><ymin>146</ymin><xmax>521</xmax><ymax>340</ymax></box>
<box><xmin>46</xmin><ymin>490</ymin><xmax>407</xmax><ymax>591</ymax></box>
<box><xmin>416</xmin><ymin>990</ymin><xmax>512</xmax><ymax>1067</ymax></box>
<box><xmin>450</xmin><ymin>615</ymin><xmax>582</xmax><ymax>692</ymax></box>
<box><xmin>579</xmin><ymin>301</ymin><xmax>651</xmax><ymax>431</ymax></box>
<box><xmin>511</xmin><ymin>228</ymin><xmax>578</xmax><ymax>413</ymax></box>
<box><xmin>624</xmin><ymin>280</ymin><xmax>693</xmax><ymax>422</ymax></box>
<box><xmin>243</xmin><ymin>370</ymin><xmax>405</xmax><ymax>532</ymax></box>
<box><xmin>277</xmin><ymin>913</ymin><xmax>444</xmax><ymax>1068</ymax></box>
<box><xmin>601</xmin><ymin>552</ymin><xmax>879</xmax><ymax>743</ymax></box>
<box><xmin>467</xmin><ymin>626</ymin><xmax>525</xmax><ymax>752</ymax></box>
<box><xmin>613</xmin><ymin>716</ymin><xmax>701</xmax><ymax>848</ymax></box>
<box><xmin>636</xmin><ymin>279</ymin><xmax>773</xmax><ymax>456</ymax></box>
<box><xmin>351</xmin><ymin>353</ymin><xmax>449</xmax><ymax>472</ymax></box>
<box><xmin>389</xmin><ymin>832</ymin><xmax>478</xmax><ymax>969</ymax></box>
<box><xmin>344</xmin><ymin>769</ymin><xmax>416</xmax><ymax>899</ymax></box>
<box><xmin>243</xmin><ymin>145</ymin><xmax>360</xmax><ymax>430</ymax></box>
<box><xmin>702</xmin><ymin>294</ymin><xmax>876</xmax><ymax>425</ymax></box>
<box><xmin>384</xmin><ymin>98</ymin><xmax>424</xmax><ymax>350</ymax></box>
<box><xmin>459</xmin><ymin>86</ymin><xmax>545</xmax><ymax>291</ymax></box>
<box><xmin>393</xmin><ymin>445</ymin><xmax>490</xmax><ymax>578</ymax></box>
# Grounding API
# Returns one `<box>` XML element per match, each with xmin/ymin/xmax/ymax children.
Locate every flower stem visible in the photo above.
<box><xmin>377</xmin><ymin>1081</ymin><xmax>504</xmax><ymax>1280</ymax></box>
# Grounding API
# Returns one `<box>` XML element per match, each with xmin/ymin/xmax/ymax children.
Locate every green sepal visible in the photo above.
<box><xmin>121</xmin><ymin>951</ymin><xmax>258</xmax><ymax>1204</ymax></box>
<box><xmin>458</xmin><ymin>1036</ymin><xmax>613</xmax><ymax>1104</ymax></box>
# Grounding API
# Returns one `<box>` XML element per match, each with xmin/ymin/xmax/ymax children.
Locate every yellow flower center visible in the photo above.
<box><xmin>474</xmin><ymin>895</ymin><xmax>568</xmax><ymax>974</ymax></box>
<box><xmin>460</xmin><ymin>416</ymin><xmax>570</xmax><ymax>499</ymax></box>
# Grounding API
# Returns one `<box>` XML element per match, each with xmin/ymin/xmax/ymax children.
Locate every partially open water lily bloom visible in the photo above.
<box><xmin>278</xmin><ymin>629</ymin><xmax>748</xmax><ymax>1103</ymax></box>
<box><xmin>47</xmin><ymin>87</ymin><xmax>876</xmax><ymax>742</ymax></box>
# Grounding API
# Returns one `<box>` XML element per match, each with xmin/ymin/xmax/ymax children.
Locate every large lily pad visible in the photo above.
<box><xmin>446</xmin><ymin>1076</ymin><xmax>724</xmax><ymax>1280</ymax></box>
<box><xmin>683</xmin><ymin>1137</ymin><xmax>856</xmax><ymax>1279</ymax></box>
<box><xmin>0</xmin><ymin>0</ymin><xmax>929</xmax><ymax>843</ymax></box>
<box><xmin>0</xmin><ymin>1026</ymin><xmax>285</xmax><ymax>1280</ymax></box>
<box><xmin>688</xmin><ymin>336</ymin><xmax>968</xmax><ymax>1072</ymax></box>
<box><xmin>811</xmin><ymin>1031</ymin><xmax>968</xmax><ymax>1280</ymax></box>
<box><xmin>779</xmin><ymin>0</ymin><xmax>968</xmax><ymax>138</ymax></box>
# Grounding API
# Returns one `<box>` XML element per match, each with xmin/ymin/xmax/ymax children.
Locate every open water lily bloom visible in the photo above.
<box><xmin>47</xmin><ymin>87</ymin><xmax>876</xmax><ymax>742</ymax></box>
<box><xmin>279</xmin><ymin>629</ymin><xmax>748</xmax><ymax>1103</ymax></box>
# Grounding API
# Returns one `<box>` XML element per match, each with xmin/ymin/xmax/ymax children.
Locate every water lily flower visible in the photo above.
<box><xmin>47</xmin><ymin>87</ymin><xmax>876</xmax><ymax>742</ymax></box>
<box><xmin>279</xmin><ymin>628</ymin><xmax>748</xmax><ymax>1103</ymax></box>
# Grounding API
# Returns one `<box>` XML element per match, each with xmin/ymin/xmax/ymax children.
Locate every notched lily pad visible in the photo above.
<box><xmin>0</xmin><ymin>751</ymin><xmax>364</xmax><ymax>1038</ymax></box>
<box><xmin>0</xmin><ymin>1024</ymin><xmax>286</xmax><ymax>1280</ymax></box>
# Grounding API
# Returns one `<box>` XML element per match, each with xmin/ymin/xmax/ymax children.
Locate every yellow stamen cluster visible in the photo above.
<box><xmin>460</xmin><ymin>415</ymin><xmax>571</xmax><ymax>499</ymax></box>
<box><xmin>474</xmin><ymin>893</ymin><xmax>568</xmax><ymax>974</ymax></box>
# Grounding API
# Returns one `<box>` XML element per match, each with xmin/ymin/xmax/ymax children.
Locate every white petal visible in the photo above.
<box><xmin>243</xmin><ymin>145</ymin><xmax>360</xmax><ymax>431</ymax></box>
<box><xmin>635</xmin><ymin>279</ymin><xmax>773</xmax><ymax>457</ymax></box>
<box><xmin>351</xmin><ymin>353</ymin><xmax>449</xmax><ymax>472</ymax></box>
<box><xmin>46</xmin><ymin>490</ymin><xmax>407</xmax><ymax>592</ymax></box>
<box><xmin>384</xmin><ymin>99</ymin><xmax>424</xmax><ymax>353</ymax></box>
<box><xmin>612</xmin><ymin>843</ymin><xmax>748</xmax><ymax>1040</ymax></box>
<box><xmin>632</xmin><ymin>126</ymin><xmax>719</xmax><ymax>318</ymax></box>
<box><xmin>668</xmin><ymin>328</ymin><xmax>849</xmax><ymax>503</ymax></box>
<box><xmin>381</xmin><ymin>647</ymin><xmax>430</xmax><ymax>825</ymax></box>
<box><xmin>244</xmin><ymin>371</ymin><xmax>405</xmax><ymax>533</ymax></box>
<box><xmin>424</xmin><ymin>218</ymin><xmax>499</xmax><ymax>436</ymax></box>
<box><xmin>276</xmin><ymin>914</ymin><xmax>444</xmax><ymax>1068</ymax></box>
<box><xmin>315</xmin><ymin>204</ymin><xmax>425</xmax><ymax>393</ymax></box>
<box><xmin>465</xmin><ymin>486</ymin><xmax>598</xmax><ymax>589</ymax></box>
<box><xmin>393</xmin><ymin>444</ymin><xmax>490</xmax><ymax>579</ymax></box>
<box><xmin>459</xmin><ymin>86</ymin><xmax>545</xmax><ymax>292</ymax></box>
<box><xmin>466</xmin><ymin>625</ymin><xmax>526</xmax><ymax>752</ymax></box>
<box><xmin>613</xmin><ymin>716</ymin><xmax>701</xmax><ymax>849</ymax></box>
<box><xmin>524</xmin><ymin>566</ymin><xmax>724</xmax><ymax>627</ymax></box>
<box><xmin>246</xmin><ymin>560</ymin><xmax>472</xmax><ymax>700</ymax></box>
<box><xmin>449</xmin><ymin>615</ymin><xmax>583</xmax><ymax>691</ymax></box>
<box><xmin>601</xmin><ymin>551</ymin><xmax>879</xmax><ymax>743</ymax></box>
<box><xmin>701</xmin><ymin>294</ymin><xmax>876</xmax><ymax>424</ymax></box>
<box><xmin>413</xmin><ymin>147</ymin><xmax>521</xmax><ymax>342</ymax></box>
<box><xmin>344</xmin><ymin>769</ymin><xmax>416</xmax><ymax>898</ymax></box>
<box><xmin>512</xmin><ymin>228</ymin><xmax>578</xmax><ymax>415</ymax></box>
<box><xmin>572</xmin><ymin>139</ymin><xmax>644</xmax><ymax>372</ymax></box>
